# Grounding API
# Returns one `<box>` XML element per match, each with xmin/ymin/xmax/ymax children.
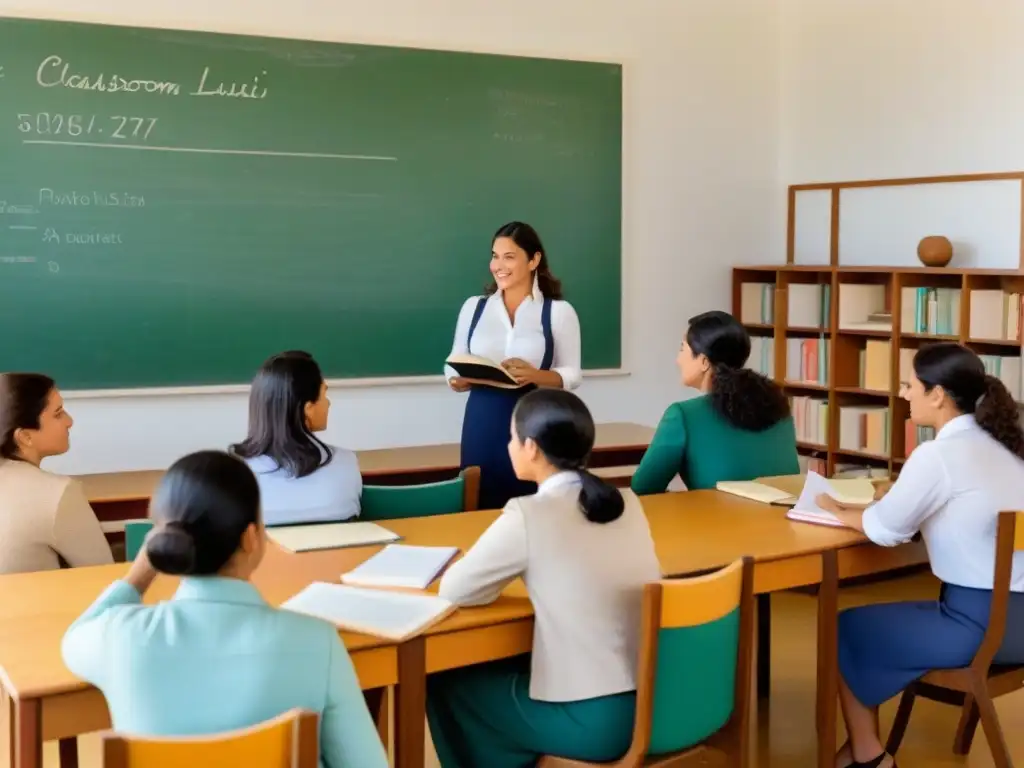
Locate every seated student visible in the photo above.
<box><xmin>231</xmin><ymin>351</ymin><xmax>361</xmax><ymax>526</ymax></box>
<box><xmin>429</xmin><ymin>388</ymin><xmax>662</xmax><ymax>768</ymax></box>
<box><xmin>815</xmin><ymin>343</ymin><xmax>1024</xmax><ymax>768</ymax></box>
<box><xmin>61</xmin><ymin>450</ymin><xmax>388</xmax><ymax>768</ymax></box>
<box><xmin>631</xmin><ymin>310</ymin><xmax>798</xmax><ymax>493</ymax></box>
<box><xmin>0</xmin><ymin>372</ymin><xmax>112</xmax><ymax>574</ymax></box>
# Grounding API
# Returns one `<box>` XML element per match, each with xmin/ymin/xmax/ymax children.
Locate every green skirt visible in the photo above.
<box><xmin>426</xmin><ymin>655</ymin><xmax>636</xmax><ymax>768</ymax></box>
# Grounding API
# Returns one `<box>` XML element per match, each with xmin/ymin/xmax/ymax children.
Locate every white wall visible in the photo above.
<box><xmin>0</xmin><ymin>0</ymin><xmax>783</xmax><ymax>474</ymax></box>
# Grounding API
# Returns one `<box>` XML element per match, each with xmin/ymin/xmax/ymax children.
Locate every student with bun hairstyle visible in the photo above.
<box><xmin>61</xmin><ymin>451</ymin><xmax>387</xmax><ymax>768</ymax></box>
<box><xmin>0</xmin><ymin>372</ymin><xmax>112</xmax><ymax>573</ymax></box>
<box><xmin>231</xmin><ymin>350</ymin><xmax>362</xmax><ymax>526</ymax></box>
<box><xmin>429</xmin><ymin>388</ymin><xmax>661</xmax><ymax>767</ymax></box>
<box><xmin>632</xmin><ymin>310</ymin><xmax>798</xmax><ymax>493</ymax></box>
<box><xmin>815</xmin><ymin>343</ymin><xmax>1024</xmax><ymax>768</ymax></box>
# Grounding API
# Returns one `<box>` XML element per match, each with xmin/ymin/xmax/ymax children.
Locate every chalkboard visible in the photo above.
<box><xmin>0</xmin><ymin>18</ymin><xmax>622</xmax><ymax>389</ymax></box>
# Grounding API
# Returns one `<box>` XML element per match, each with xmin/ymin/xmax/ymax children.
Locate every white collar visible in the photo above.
<box><xmin>936</xmin><ymin>413</ymin><xmax>977</xmax><ymax>440</ymax></box>
<box><xmin>536</xmin><ymin>470</ymin><xmax>581</xmax><ymax>496</ymax></box>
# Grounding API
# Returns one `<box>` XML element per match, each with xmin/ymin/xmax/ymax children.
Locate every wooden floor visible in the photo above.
<box><xmin>3</xmin><ymin>573</ymin><xmax>1020</xmax><ymax>767</ymax></box>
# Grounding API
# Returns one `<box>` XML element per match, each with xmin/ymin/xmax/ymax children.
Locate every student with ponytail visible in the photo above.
<box><xmin>61</xmin><ymin>451</ymin><xmax>387</xmax><ymax>768</ymax></box>
<box><xmin>429</xmin><ymin>388</ymin><xmax>661</xmax><ymax>767</ymax></box>
<box><xmin>814</xmin><ymin>343</ymin><xmax>1024</xmax><ymax>768</ymax></box>
<box><xmin>632</xmin><ymin>310</ymin><xmax>798</xmax><ymax>494</ymax></box>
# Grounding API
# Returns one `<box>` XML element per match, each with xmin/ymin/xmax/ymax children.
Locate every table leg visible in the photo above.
<box><xmin>10</xmin><ymin>697</ymin><xmax>41</xmax><ymax>768</ymax></box>
<box><xmin>757</xmin><ymin>593</ymin><xmax>771</xmax><ymax>700</ymax></box>
<box><xmin>58</xmin><ymin>738</ymin><xmax>79</xmax><ymax>768</ymax></box>
<box><xmin>816</xmin><ymin>551</ymin><xmax>839</xmax><ymax>768</ymax></box>
<box><xmin>394</xmin><ymin>637</ymin><xmax>426</xmax><ymax>768</ymax></box>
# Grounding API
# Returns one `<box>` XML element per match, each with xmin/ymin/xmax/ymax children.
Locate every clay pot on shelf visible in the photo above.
<box><xmin>917</xmin><ymin>235</ymin><xmax>953</xmax><ymax>267</ymax></box>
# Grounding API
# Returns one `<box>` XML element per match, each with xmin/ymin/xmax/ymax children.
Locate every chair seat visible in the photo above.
<box><xmin>920</xmin><ymin>663</ymin><xmax>1024</xmax><ymax>693</ymax></box>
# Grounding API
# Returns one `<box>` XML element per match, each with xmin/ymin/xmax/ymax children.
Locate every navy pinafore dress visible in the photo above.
<box><xmin>459</xmin><ymin>296</ymin><xmax>554</xmax><ymax>510</ymax></box>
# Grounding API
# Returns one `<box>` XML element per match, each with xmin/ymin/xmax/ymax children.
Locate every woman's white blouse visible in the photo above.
<box><xmin>862</xmin><ymin>414</ymin><xmax>1024</xmax><ymax>591</ymax></box>
<box><xmin>444</xmin><ymin>277</ymin><xmax>582</xmax><ymax>390</ymax></box>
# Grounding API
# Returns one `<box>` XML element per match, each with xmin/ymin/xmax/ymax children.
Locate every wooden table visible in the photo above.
<box><xmin>0</xmin><ymin>490</ymin><xmax>925</xmax><ymax>768</ymax></box>
<box><xmin>78</xmin><ymin>421</ymin><xmax>654</xmax><ymax>531</ymax></box>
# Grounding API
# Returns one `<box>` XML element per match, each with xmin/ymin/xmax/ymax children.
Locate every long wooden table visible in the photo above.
<box><xmin>0</xmin><ymin>490</ymin><xmax>926</xmax><ymax>768</ymax></box>
<box><xmin>78</xmin><ymin>422</ymin><xmax>654</xmax><ymax>531</ymax></box>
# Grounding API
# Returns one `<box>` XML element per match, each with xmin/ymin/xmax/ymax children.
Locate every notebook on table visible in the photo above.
<box><xmin>267</xmin><ymin>521</ymin><xmax>401</xmax><ymax>553</ymax></box>
<box><xmin>341</xmin><ymin>544</ymin><xmax>460</xmax><ymax>590</ymax></box>
<box><xmin>716</xmin><ymin>480</ymin><xmax>797</xmax><ymax>506</ymax></box>
<box><xmin>281</xmin><ymin>582</ymin><xmax>455</xmax><ymax>641</ymax></box>
<box><xmin>785</xmin><ymin>471</ymin><xmax>854</xmax><ymax>529</ymax></box>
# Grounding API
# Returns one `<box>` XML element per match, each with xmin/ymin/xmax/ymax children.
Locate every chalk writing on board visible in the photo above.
<box><xmin>16</xmin><ymin>113</ymin><xmax>158</xmax><ymax>141</ymax></box>
<box><xmin>39</xmin><ymin>189</ymin><xmax>145</xmax><ymax>208</ymax></box>
<box><xmin>0</xmin><ymin>256</ymin><xmax>37</xmax><ymax>264</ymax></box>
<box><xmin>0</xmin><ymin>66</ymin><xmax>5</xmax><ymax>79</ymax></box>
<box><xmin>192</xmin><ymin>66</ymin><xmax>268</xmax><ymax>100</ymax></box>
<box><xmin>37</xmin><ymin>56</ymin><xmax>182</xmax><ymax>96</ymax></box>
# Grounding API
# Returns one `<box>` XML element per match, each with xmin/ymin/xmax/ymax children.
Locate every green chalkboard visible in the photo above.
<box><xmin>0</xmin><ymin>18</ymin><xmax>622</xmax><ymax>389</ymax></box>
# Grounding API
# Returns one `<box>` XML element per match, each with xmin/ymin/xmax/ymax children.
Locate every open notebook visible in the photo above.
<box><xmin>281</xmin><ymin>582</ymin><xmax>455</xmax><ymax>641</ymax></box>
<box><xmin>718</xmin><ymin>476</ymin><xmax>876</xmax><ymax>508</ymax></box>
<box><xmin>341</xmin><ymin>544</ymin><xmax>459</xmax><ymax>590</ymax></box>
<box><xmin>785</xmin><ymin>471</ymin><xmax>858</xmax><ymax>528</ymax></box>
<box><xmin>267</xmin><ymin>522</ymin><xmax>400</xmax><ymax>553</ymax></box>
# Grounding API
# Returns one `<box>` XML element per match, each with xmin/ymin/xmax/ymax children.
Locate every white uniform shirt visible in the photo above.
<box><xmin>863</xmin><ymin>414</ymin><xmax>1024</xmax><ymax>591</ymax></box>
<box><xmin>444</xmin><ymin>276</ymin><xmax>582</xmax><ymax>390</ymax></box>
<box><xmin>438</xmin><ymin>471</ymin><xmax>662</xmax><ymax>702</ymax></box>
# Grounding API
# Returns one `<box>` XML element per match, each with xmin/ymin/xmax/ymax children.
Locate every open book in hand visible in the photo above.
<box><xmin>785</xmin><ymin>471</ymin><xmax>872</xmax><ymax>529</ymax></box>
<box><xmin>445</xmin><ymin>353</ymin><xmax>525</xmax><ymax>389</ymax></box>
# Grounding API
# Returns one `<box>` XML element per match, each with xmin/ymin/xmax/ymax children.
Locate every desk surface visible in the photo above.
<box><xmin>0</xmin><ymin>488</ymin><xmax>905</xmax><ymax>701</ymax></box>
<box><xmin>78</xmin><ymin>421</ymin><xmax>654</xmax><ymax>503</ymax></box>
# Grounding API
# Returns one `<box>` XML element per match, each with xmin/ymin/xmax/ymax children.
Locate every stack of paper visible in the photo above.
<box><xmin>281</xmin><ymin>582</ymin><xmax>455</xmax><ymax>641</ymax></box>
<box><xmin>267</xmin><ymin>522</ymin><xmax>400</xmax><ymax>553</ymax></box>
<box><xmin>342</xmin><ymin>544</ymin><xmax>459</xmax><ymax>590</ymax></box>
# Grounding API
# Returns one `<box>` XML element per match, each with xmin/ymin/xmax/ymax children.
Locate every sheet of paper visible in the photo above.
<box><xmin>788</xmin><ymin>471</ymin><xmax>847</xmax><ymax>527</ymax></box>
<box><xmin>281</xmin><ymin>582</ymin><xmax>453</xmax><ymax>641</ymax></box>
<box><xmin>267</xmin><ymin>521</ymin><xmax>400</xmax><ymax>552</ymax></box>
<box><xmin>342</xmin><ymin>544</ymin><xmax>459</xmax><ymax>589</ymax></box>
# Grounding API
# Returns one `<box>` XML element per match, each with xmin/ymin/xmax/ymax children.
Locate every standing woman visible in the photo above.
<box><xmin>445</xmin><ymin>222</ymin><xmax>582</xmax><ymax>509</ymax></box>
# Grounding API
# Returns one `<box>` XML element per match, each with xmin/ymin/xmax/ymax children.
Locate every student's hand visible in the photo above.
<box><xmin>124</xmin><ymin>530</ymin><xmax>159</xmax><ymax>596</ymax></box>
<box><xmin>502</xmin><ymin>358</ymin><xmax>540</xmax><ymax>385</ymax></box>
<box><xmin>448</xmin><ymin>377</ymin><xmax>471</xmax><ymax>393</ymax></box>
<box><xmin>872</xmin><ymin>480</ymin><xmax>894</xmax><ymax>500</ymax></box>
<box><xmin>815</xmin><ymin>493</ymin><xmax>843</xmax><ymax>514</ymax></box>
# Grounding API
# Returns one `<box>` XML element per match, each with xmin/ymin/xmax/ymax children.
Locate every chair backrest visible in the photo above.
<box><xmin>124</xmin><ymin>520</ymin><xmax>154</xmax><ymax>561</ymax></box>
<box><xmin>625</xmin><ymin>557</ymin><xmax>754</xmax><ymax>759</ymax></box>
<box><xmin>359</xmin><ymin>466</ymin><xmax>480</xmax><ymax>521</ymax></box>
<box><xmin>101</xmin><ymin>709</ymin><xmax>319</xmax><ymax>768</ymax></box>
<box><xmin>972</xmin><ymin>511</ymin><xmax>1024</xmax><ymax>671</ymax></box>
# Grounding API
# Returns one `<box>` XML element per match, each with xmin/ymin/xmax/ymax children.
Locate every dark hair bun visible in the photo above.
<box><xmin>145</xmin><ymin>525</ymin><xmax>196</xmax><ymax>575</ymax></box>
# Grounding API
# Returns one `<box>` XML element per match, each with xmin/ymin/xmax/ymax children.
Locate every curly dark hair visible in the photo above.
<box><xmin>914</xmin><ymin>343</ymin><xmax>1024</xmax><ymax>459</ymax></box>
<box><xmin>686</xmin><ymin>311</ymin><xmax>790</xmax><ymax>431</ymax></box>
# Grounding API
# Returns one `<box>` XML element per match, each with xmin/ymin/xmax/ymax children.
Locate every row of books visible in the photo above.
<box><xmin>748</xmin><ymin>335</ymin><xmax>774</xmax><ymax>378</ymax></box>
<box><xmin>785</xmin><ymin>337</ymin><xmax>829</xmax><ymax>384</ymax></box>
<box><xmin>791</xmin><ymin>395</ymin><xmax>828</xmax><ymax>445</ymax></box>
<box><xmin>838</xmin><ymin>405</ymin><xmax>890</xmax><ymax>456</ymax></box>
<box><xmin>898</xmin><ymin>348</ymin><xmax>1022</xmax><ymax>401</ymax></box>
<box><xmin>969</xmin><ymin>290</ymin><xmax>1023</xmax><ymax>341</ymax></box>
<box><xmin>739</xmin><ymin>282</ymin><xmax>776</xmax><ymax>325</ymax></box>
<box><xmin>900</xmin><ymin>287</ymin><xmax>960</xmax><ymax>335</ymax></box>
<box><xmin>788</xmin><ymin>283</ymin><xmax>832</xmax><ymax>328</ymax></box>
<box><xmin>904</xmin><ymin>421</ymin><xmax>936</xmax><ymax>456</ymax></box>
<box><xmin>857</xmin><ymin>339</ymin><xmax>891</xmax><ymax>391</ymax></box>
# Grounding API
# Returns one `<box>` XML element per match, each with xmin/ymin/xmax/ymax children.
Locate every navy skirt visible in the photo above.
<box><xmin>838</xmin><ymin>582</ymin><xmax>1024</xmax><ymax>707</ymax></box>
<box><xmin>460</xmin><ymin>385</ymin><xmax>536</xmax><ymax>510</ymax></box>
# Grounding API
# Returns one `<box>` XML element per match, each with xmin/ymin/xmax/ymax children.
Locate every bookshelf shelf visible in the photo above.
<box><xmin>733</xmin><ymin>264</ymin><xmax>1024</xmax><ymax>478</ymax></box>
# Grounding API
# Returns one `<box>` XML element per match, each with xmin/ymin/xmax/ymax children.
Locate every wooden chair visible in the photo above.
<box><xmin>885</xmin><ymin>511</ymin><xmax>1024</xmax><ymax>767</ymax></box>
<box><xmin>359</xmin><ymin>465</ymin><xmax>480</xmax><ymax>520</ymax></box>
<box><xmin>540</xmin><ymin>557</ymin><xmax>754</xmax><ymax>767</ymax></box>
<box><xmin>101</xmin><ymin>708</ymin><xmax>319</xmax><ymax>767</ymax></box>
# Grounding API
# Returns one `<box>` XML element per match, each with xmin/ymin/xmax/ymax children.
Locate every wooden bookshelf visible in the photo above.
<box><xmin>733</xmin><ymin>265</ymin><xmax>1024</xmax><ymax>477</ymax></box>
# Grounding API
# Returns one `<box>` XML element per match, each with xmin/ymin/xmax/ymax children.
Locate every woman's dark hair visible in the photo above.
<box><xmin>913</xmin><ymin>342</ymin><xmax>1024</xmax><ymax>459</ymax></box>
<box><xmin>686</xmin><ymin>310</ymin><xmax>790</xmax><ymax>431</ymax></box>
<box><xmin>230</xmin><ymin>350</ymin><xmax>332</xmax><ymax>478</ymax></box>
<box><xmin>485</xmin><ymin>221</ymin><xmax>564</xmax><ymax>300</ymax></box>
<box><xmin>146</xmin><ymin>450</ymin><xmax>261</xmax><ymax>576</ymax></box>
<box><xmin>512</xmin><ymin>388</ymin><xmax>624</xmax><ymax>523</ymax></box>
<box><xmin>0</xmin><ymin>373</ymin><xmax>56</xmax><ymax>461</ymax></box>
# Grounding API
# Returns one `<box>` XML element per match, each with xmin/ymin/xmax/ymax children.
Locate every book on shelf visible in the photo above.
<box><xmin>900</xmin><ymin>287</ymin><xmax>961</xmax><ymax>335</ymax></box>
<box><xmin>341</xmin><ymin>544</ymin><xmax>460</xmax><ymax>590</ymax></box>
<box><xmin>858</xmin><ymin>339</ymin><xmax>891</xmax><ymax>391</ymax></box>
<box><xmin>786</xmin><ymin>336</ymin><xmax>829</xmax><ymax>385</ymax></box>
<box><xmin>740</xmin><ymin>282</ymin><xmax>775</xmax><ymax>324</ymax></box>
<box><xmin>839</xmin><ymin>284</ymin><xmax>888</xmax><ymax>330</ymax></box>
<box><xmin>797</xmin><ymin>454</ymin><xmax>828</xmax><ymax>475</ymax></box>
<box><xmin>267</xmin><ymin>522</ymin><xmax>401</xmax><ymax>553</ymax></box>
<box><xmin>748</xmin><ymin>335</ymin><xmax>774</xmax><ymax>378</ymax></box>
<box><xmin>968</xmin><ymin>290</ymin><xmax>1022</xmax><ymax>341</ymax></box>
<box><xmin>281</xmin><ymin>582</ymin><xmax>456</xmax><ymax>641</ymax></box>
<box><xmin>839</xmin><ymin>406</ymin><xmax>890</xmax><ymax>456</ymax></box>
<box><xmin>904</xmin><ymin>420</ymin><xmax>936</xmax><ymax>458</ymax></box>
<box><xmin>790</xmin><ymin>395</ymin><xmax>829</xmax><ymax>445</ymax></box>
<box><xmin>787</xmin><ymin>284</ymin><xmax>830</xmax><ymax>328</ymax></box>
<box><xmin>445</xmin><ymin>354</ymin><xmax>524</xmax><ymax>389</ymax></box>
